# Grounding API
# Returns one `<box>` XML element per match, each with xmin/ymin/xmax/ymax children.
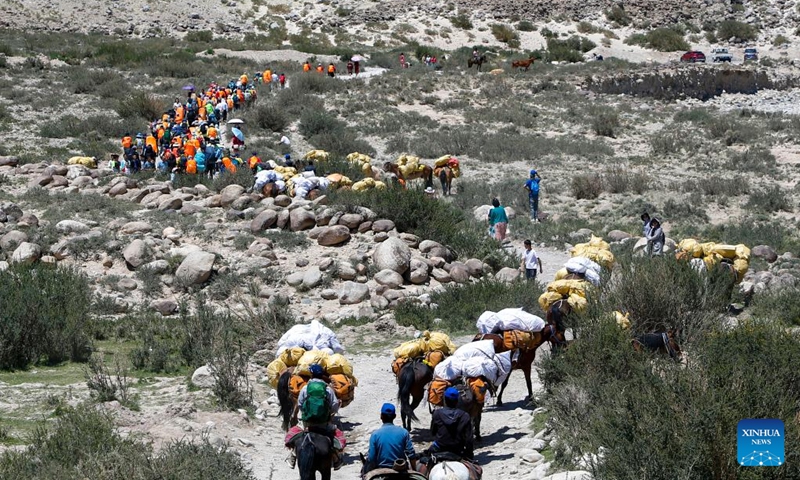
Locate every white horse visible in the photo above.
<box><xmin>428</xmin><ymin>462</ymin><xmax>472</xmax><ymax>480</ymax></box>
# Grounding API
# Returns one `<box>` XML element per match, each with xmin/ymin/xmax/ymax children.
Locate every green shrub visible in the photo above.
<box><xmin>745</xmin><ymin>187</ymin><xmax>792</xmax><ymax>213</ymax></box>
<box><xmin>517</xmin><ymin>20</ymin><xmax>536</xmax><ymax>32</ymax></box>
<box><xmin>591</xmin><ymin>106</ymin><xmax>619</xmax><ymax>137</ymax></box>
<box><xmin>450</xmin><ymin>13</ymin><xmax>473</xmax><ymax>30</ymax></box>
<box><xmin>717</xmin><ymin>20</ymin><xmax>757</xmax><ymax>42</ymax></box>
<box><xmin>244</xmin><ymin>101</ymin><xmax>289</xmax><ymax>133</ymax></box>
<box><xmin>208</xmin><ymin>332</ymin><xmax>253</xmax><ymax>410</ymax></box>
<box><xmin>603</xmin><ymin>168</ymin><xmax>650</xmax><ymax>194</ymax></box>
<box><xmin>0</xmin><ymin>264</ymin><xmax>93</xmax><ymax>370</ymax></box>
<box><xmin>773</xmin><ymin>34</ymin><xmax>790</xmax><ymax>46</ymax></box>
<box><xmin>0</xmin><ymin>404</ymin><xmax>255</xmax><ymax>479</ymax></box>
<box><xmin>571</xmin><ymin>173</ymin><xmax>603</xmax><ymax>199</ymax></box>
<box><xmin>751</xmin><ymin>288</ymin><xmax>800</xmax><ymax>325</ymax></box>
<box><xmin>725</xmin><ymin>147</ymin><xmax>776</xmax><ymax>174</ymax></box>
<box><xmin>541</xmin><ymin>36</ymin><xmax>596</xmax><ymax>63</ymax></box>
<box><xmin>662</xmin><ymin>197</ymin><xmax>709</xmax><ymax>223</ymax></box>
<box><xmin>185</xmin><ymin>30</ymin><xmax>214</xmax><ymax>43</ymax></box>
<box><xmin>491</xmin><ymin>24</ymin><xmax>520</xmax><ymax>48</ymax></box>
<box><xmin>115</xmin><ymin>90</ymin><xmax>167</xmax><ymax>121</ymax></box>
<box><xmin>85</xmin><ymin>355</ymin><xmax>137</xmax><ymax>409</ymax></box>
<box><xmin>624</xmin><ymin>28</ymin><xmax>689</xmax><ymax>52</ymax></box>
<box><xmin>605</xmin><ymin>5</ymin><xmax>631</xmax><ymax>26</ymax></box>
<box><xmin>395</xmin><ymin>279</ymin><xmax>543</xmax><ymax>332</ymax></box>
<box><xmin>541</xmin><ymin>318</ymin><xmax>800</xmax><ymax>479</ymax></box>
<box><xmin>263</xmin><ymin>230</ymin><xmax>310</xmax><ymax>251</ymax></box>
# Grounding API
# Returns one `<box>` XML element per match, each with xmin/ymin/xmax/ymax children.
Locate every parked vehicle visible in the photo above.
<box><xmin>744</xmin><ymin>48</ymin><xmax>758</xmax><ymax>61</ymax></box>
<box><xmin>680</xmin><ymin>51</ymin><xmax>706</xmax><ymax>63</ymax></box>
<box><xmin>710</xmin><ymin>48</ymin><xmax>733</xmax><ymax>62</ymax></box>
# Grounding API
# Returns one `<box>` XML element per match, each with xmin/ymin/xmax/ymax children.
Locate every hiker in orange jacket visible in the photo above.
<box><xmin>248</xmin><ymin>152</ymin><xmax>261</xmax><ymax>172</ymax></box>
<box><xmin>327</xmin><ymin>63</ymin><xmax>336</xmax><ymax>78</ymax></box>
<box><xmin>303</xmin><ymin>61</ymin><xmax>311</xmax><ymax>72</ymax></box>
<box><xmin>316</xmin><ymin>64</ymin><xmax>324</xmax><ymax>74</ymax></box>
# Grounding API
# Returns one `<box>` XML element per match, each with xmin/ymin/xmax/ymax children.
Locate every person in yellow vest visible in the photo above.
<box><xmin>303</xmin><ymin>61</ymin><xmax>311</xmax><ymax>72</ymax></box>
<box><xmin>327</xmin><ymin>63</ymin><xmax>336</xmax><ymax>78</ymax></box>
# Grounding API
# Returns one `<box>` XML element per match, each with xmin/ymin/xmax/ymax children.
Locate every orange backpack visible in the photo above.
<box><xmin>186</xmin><ymin>159</ymin><xmax>197</xmax><ymax>174</ymax></box>
<box><xmin>289</xmin><ymin>374</ymin><xmax>308</xmax><ymax>400</ymax></box>
<box><xmin>329</xmin><ymin>374</ymin><xmax>355</xmax><ymax>408</ymax></box>
<box><xmin>427</xmin><ymin>378</ymin><xmax>451</xmax><ymax>407</ymax></box>
<box><xmin>423</xmin><ymin>350</ymin><xmax>446</xmax><ymax>369</ymax></box>
<box><xmin>391</xmin><ymin>357</ymin><xmax>411</xmax><ymax>378</ymax></box>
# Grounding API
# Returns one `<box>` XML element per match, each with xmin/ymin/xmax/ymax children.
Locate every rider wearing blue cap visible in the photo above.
<box><xmin>428</xmin><ymin>387</ymin><xmax>474</xmax><ymax>460</ymax></box>
<box><xmin>524</xmin><ymin>169</ymin><xmax>542</xmax><ymax>222</ymax></box>
<box><xmin>289</xmin><ymin>364</ymin><xmax>343</xmax><ymax>470</ymax></box>
<box><xmin>364</xmin><ymin>403</ymin><xmax>417</xmax><ymax>475</ymax></box>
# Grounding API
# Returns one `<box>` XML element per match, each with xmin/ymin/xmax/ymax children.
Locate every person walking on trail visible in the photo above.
<box><xmin>347</xmin><ymin>60</ymin><xmax>354</xmax><ymax>75</ymax></box>
<box><xmin>427</xmin><ymin>387</ymin><xmax>474</xmax><ymax>460</ymax></box>
<box><xmin>303</xmin><ymin>61</ymin><xmax>311</xmax><ymax>72</ymax></box>
<box><xmin>488</xmin><ymin>198</ymin><xmax>509</xmax><ymax>242</ymax></box>
<box><xmin>316</xmin><ymin>63</ymin><xmax>324</xmax><ymax>74</ymax></box>
<box><xmin>286</xmin><ymin>364</ymin><xmax>345</xmax><ymax>470</ymax></box>
<box><xmin>646</xmin><ymin>218</ymin><xmax>665</xmax><ymax>257</ymax></box>
<box><xmin>524</xmin><ymin>169</ymin><xmax>542</xmax><ymax>222</ymax></box>
<box><xmin>363</xmin><ymin>403</ymin><xmax>418</xmax><ymax>476</ymax></box>
<box><xmin>521</xmin><ymin>239</ymin><xmax>543</xmax><ymax>281</ymax></box>
<box><xmin>279</xmin><ymin>73</ymin><xmax>286</xmax><ymax>89</ymax></box>
<box><xmin>641</xmin><ymin>212</ymin><xmax>652</xmax><ymax>237</ymax></box>
<box><xmin>399</xmin><ymin>53</ymin><xmax>406</xmax><ymax>68</ymax></box>
<box><xmin>327</xmin><ymin>63</ymin><xmax>336</xmax><ymax>78</ymax></box>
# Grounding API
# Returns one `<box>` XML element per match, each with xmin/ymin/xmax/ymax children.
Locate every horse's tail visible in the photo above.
<box><xmin>439</xmin><ymin>166</ymin><xmax>448</xmax><ymax>185</ymax></box>
<box><xmin>277</xmin><ymin>369</ymin><xmax>293</xmax><ymax>430</ymax></box>
<box><xmin>297</xmin><ymin>434</ymin><xmax>316</xmax><ymax>477</ymax></box>
<box><xmin>398</xmin><ymin>362</ymin><xmax>419</xmax><ymax>423</ymax></box>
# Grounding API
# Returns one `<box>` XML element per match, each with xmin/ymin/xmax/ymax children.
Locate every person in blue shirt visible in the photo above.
<box><xmin>364</xmin><ymin>403</ymin><xmax>417</xmax><ymax>474</ymax></box>
<box><xmin>524</xmin><ymin>169</ymin><xmax>542</xmax><ymax>222</ymax></box>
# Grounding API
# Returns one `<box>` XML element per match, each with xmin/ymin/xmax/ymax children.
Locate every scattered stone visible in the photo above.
<box><xmin>118</xmin><ymin>277</ymin><xmax>138</xmax><ymax>291</ymax></box>
<box><xmin>220</xmin><ymin>184</ymin><xmax>246</xmax><ymax>207</ymax></box>
<box><xmin>374</xmin><ymin>269</ymin><xmax>404</xmax><ymax>288</ymax></box>
<box><xmin>373</xmin><ymin>237</ymin><xmax>411</xmax><ymax>274</ymax></box>
<box><xmin>752</xmin><ymin>245</ymin><xmax>778</xmax><ymax>263</ymax></box>
<box><xmin>432</xmin><ymin>268</ymin><xmax>452</xmax><ymax>283</ymax></box>
<box><xmin>321</xmin><ymin>289</ymin><xmax>338</xmax><ymax>300</ymax></box>
<box><xmin>465</xmin><ymin>258</ymin><xmax>483</xmax><ymax>277</ymax></box>
<box><xmin>302</xmin><ymin>266</ymin><xmax>323</xmax><ymax>289</ymax></box>
<box><xmin>108</xmin><ymin>182</ymin><xmax>128</xmax><ymax>197</ymax></box>
<box><xmin>250</xmin><ymin>210</ymin><xmax>278</xmax><ymax>232</ymax></box>
<box><xmin>286</xmin><ymin>271</ymin><xmax>304</xmax><ymax>287</ymax></box>
<box><xmin>1</xmin><ymin>230</ymin><xmax>28</xmax><ymax>251</ymax></box>
<box><xmin>317</xmin><ymin>225</ymin><xmax>351</xmax><ymax>246</ymax></box>
<box><xmin>338</xmin><ymin>281</ymin><xmax>370</xmax><ymax>305</ymax></box>
<box><xmin>607</xmin><ymin>230</ymin><xmax>632</xmax><ymax>242</ymax></box>
<box><xmin>158</xmin><ymin>196</ymin><xmax>183</xmax><ymax>211</ymax></box>
<box><xmin>123</xmin><ymin>239</ymin><xmax>149</xmax><ymax>270</ymax></box>
<box><xmin>151</xmin><ymin>298</ymin><xmax>178</xmax><ymax>316</ymax></box>
<box><xmin>372</xmin><ymin>219</ymin><xmax>395</xmax><ymax>233</ymax></box>
<box><xmin>120</xmin><ymin>221</ymin><xmax>153</xmax><ymax>234</ymax></box>
<box><xmin>495</xmin><ymin>267</ymin><xmax>521</xmax><ymax>283</ymax></box>
<box><xmin>449</xmin><ymin>263</ymin><xmax>471</xmax><ymax>283</ymax></box>
<box><xmin>11</xmin><ymin>242</ymin><xmax>41</xmax><ymax>264</ymax></box>
<box><xmin>191</xmin><ymin>365</ymin><xmax>215</xmax><ymax>388</ymax></box>
<box><xmin>289</xmin><ymin>208</ymin><xmax>316</xmax><ymax>231</ymax></box>
<box><xmin>175</xmin><ymin>251</ymin><xmax>216</xmax><ymax>285</ymax></box>
<box><xmin>274</xmin><ymin>194</ymin><xmax>292</xmax><ymax>207</ymax></box>
<box><xmin>338</xmin><ymin>213</ymin><xmax>363</xmax><ymax>229</ymax></box>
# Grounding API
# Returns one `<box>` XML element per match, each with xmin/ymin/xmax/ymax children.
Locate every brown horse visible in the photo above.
<box><xmin>632</xmin><ymin>329</ymin><xmax>682</xmax><ymax>361</ymax></box>
<box><xmin>262</xmin><ymin>182</ymin><xmax>280</xmax><ymax>198</ymax></box>
<box><xmin>467</xmin><ymin>54</ymin><xmax>487</xmax><ymax>72</ymax></box>
<box><xmin>396</xmin><ymin>359</ymin><xmax>433</xmax><ymax>431</ymax></box>
<box><xmin>473</xmin><ymin>322</ymin><xmax>566</xmax><ymax>407</ymax></box>
<box><xmin>511</xmin><ymin>56</ymin><xmax>535</xmax><ymax>71</ymax></box>
<box><xmin>435</xmin><ymin>166</ymin><xmax>454</xmax><ymax>196</ymax></box>
<box><xmin>277</xmin><ymin>369</ymin><xmax>299</xmax><ymax>431</ymax></box>
<box><xmin>454</xmin><ymin>380</ymin><xmax>488</xmax><ymax>441</ymax></box>
<box><xmin>383</xmin><ymin>161</ymin><xmax>434</xmax><ymax>189</ymax></box>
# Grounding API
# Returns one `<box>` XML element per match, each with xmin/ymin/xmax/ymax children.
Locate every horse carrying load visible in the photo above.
<box><xmin>675</xmin><ymin>239</ymin><xmax>750</xmax><ymax>283</ymax></box>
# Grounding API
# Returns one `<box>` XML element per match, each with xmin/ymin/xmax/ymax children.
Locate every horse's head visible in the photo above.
<box><xmin>262</xmin><ymin>182</ymin><xmax>277</xmax><ymax>197</ymax></box>
<box><xmin>382</xmin><ymin>161</ymin><xmax>394</xmax><ymax>172</ymax></box>
<box><xmin>308</xmin><ymin>188</ymin><xmax>322</xmax><ymax>201</ymax></box>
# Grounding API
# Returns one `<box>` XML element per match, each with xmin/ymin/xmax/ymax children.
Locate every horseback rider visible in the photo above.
<box><xmin>472</xmin><ymin>48</ymin><xmax>480</xmax><ymax>60</ymax></box>
<box><xmin>363</xmin><ymin>403</ymin><xmax>418</xmax><ymax>476</ymax></box>
<box><xmin>427</xmin><ymin>387</ymin><xmax>474</xmax><ymax>461</ymax></box>
<box><xmin>286</xmin><ymin>364</ymin><xmax>345</xmax><ymax>470</ymax></box>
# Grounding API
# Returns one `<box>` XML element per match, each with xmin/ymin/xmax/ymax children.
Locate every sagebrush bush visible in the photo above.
<box><xmin>725</xmin><ymin>147</ymin><xmax>776</xmax><ymax>175</ymax></box>
<box><xmin>539</xmin><ymin>36</ymin><xmax>596</xmax><ymax>63</ymax></box>
<box><xmin>751</xmin><ymin>288</ymin><xmax>800</xmax><ymax>325</ymax></box>
<box><xmin>605</xmin><ymin>5</ymin><xmax>631</xmax><ymax>26</ymax></box>
<box><xmin>208</xmin><ymin>333</ymin><xmax>253</xmax><ymax>410</ymax></box>
<box><xmin>244</xmin><ymin>101</ymin><xmax>288</xmax><ymax>133</ymax></box>
<box><xmin>450</xmin><ymin>13</ymin><xmax>473</xmax><ymax>30</ymax></box>
<box><xmin>603</xmin><ymin>168</ymin><xmax>651</xmax><ymax>194</ymax></box>
<box><xmin>491</xmin><ymin>24</ymin><xmax>520</xmax><ymax>48</ymax></box>
<box><xmin>591</xmin><ymin>106</ymin><xmax>619</xmax><ymax>137</ymax></box>
<box><xmin>115</xmin><ymin>90</ymin><xmax>167</xmax><ymax>122</ymax></box>
<box><xmin>745</xmin><ymin>187</ymin><xmax>792</xmax><ymax>213</ymax></box>
<box><xmin>395</xmin><ymin>279</ymin><xmax>544</xmax><ymax>332</ymax></box>
<box><xmin>0</xmin><ymin>264</ymin><xmax>93</xmax><ymax>370</ymax></box>
<box><xmin>625</xmin><ymin>28</ymin><xmax>689</xmax><ymax>52</ymax></box>
<box><xmin>571</xmin><ymin>173</ymin><xmax>604</xmax><ymax>199</ymax></box>
<box><xmin>0</xmin><ymin>405</ymin><xmax>255</xmax><ymax>479</ymax></box>
<box><xmin>717</xmin><ymin>20</ymin><xmax>757</xmax><ymax>42</ymax></box>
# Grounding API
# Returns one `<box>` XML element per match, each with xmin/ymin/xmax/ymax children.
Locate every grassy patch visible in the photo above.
<box><xmin>625</xmin><ymin>28</ymin><xmax>689</xmax><ymax>52</ymax></box>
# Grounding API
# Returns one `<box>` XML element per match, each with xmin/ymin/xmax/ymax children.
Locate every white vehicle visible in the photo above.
<box><xmin>711</xmin><ymin>48</ymin><xmax>733</xmax><ymax>62</ymax></box>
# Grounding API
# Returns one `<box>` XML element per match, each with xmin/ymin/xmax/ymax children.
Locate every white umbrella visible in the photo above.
<box><xmin>351</xmin><ymin>55</ymin><xmax>364</xmax><ymax>63</ymax></box>
<box><xmin>227</xmin><ymin>119</ymin><xmax>245</xmax><ymax>125</ymax></box>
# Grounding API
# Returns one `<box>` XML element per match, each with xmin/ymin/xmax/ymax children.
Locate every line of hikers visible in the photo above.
<box><xmin>285</xmin><ymin>365</ymin><xmax>475</xmax><ymax>478</ymax></box>
<box><xmin>302</xmin><ymin>61</ymin><xmax>340</xmax><ymax>77</ymax></box>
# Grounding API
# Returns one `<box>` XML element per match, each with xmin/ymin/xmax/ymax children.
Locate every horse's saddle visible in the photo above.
<box><xmin>364</xmin><ymin>468</ymin><xmax>427</xmax><ymax>480</ymax></box>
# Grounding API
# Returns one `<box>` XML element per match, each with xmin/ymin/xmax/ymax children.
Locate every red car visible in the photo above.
<box><xmin>680</xmin><ymin>51</ymin><xmax>706</xmax><ymax>63</ymax></box>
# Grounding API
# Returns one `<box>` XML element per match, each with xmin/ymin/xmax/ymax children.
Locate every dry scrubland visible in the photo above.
<box><xmin>1</xmin><ymin>3</ymin><xmax>800</xmax><ymax>478</ymax></box>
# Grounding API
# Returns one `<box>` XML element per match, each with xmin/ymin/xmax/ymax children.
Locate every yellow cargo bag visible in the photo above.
<box><xmin>434</xmin><ymin>155</ymin><xmax>452</xmax><ymax>168</ymax></box>
<box><xmin>703</xmin><ymin>253</ymin><xmax>722</xmax><ymax>269</ymax></box>
<box><xmin>538</xmin><ymin>291</ymin><xmax>564</xmax><ymax>312</ymax></box>
<box><xmin>710</xmin><ymin>244</ymin><xmax>738</xmax><ymax>260</ymax></box>
<box><xmin>587</xmin><ymin>235</ymin><xmax>611</xmax><ymax>251</ymax></box>
<box><xmin>266</xmin><ymin>358</ymin><xmax>288</xmax><ymax>388</ymax></box>
<box><xmin>68</xmin><ymin>156</ymin><xmax>97</xmax><ymax>168</ymax></box>
<box><xmin>295</xmin><ymin>350</ymin><xmax>330</xmax><ymax>376</ymax></box>
<box><xmin>326</xmin><ymin>354</ymin><xmax>354</xmax><ymax>377</ymax></box>
<box><xmin>375</xmin><ymin>181</ymin><xmax>387</xmax><ymax>190</ymax></box>
<box><xmin>554</xmin><ymin>268</ymin><xmax>570</xmax><ymax>281</ymax></box>
<box><xmin>548</xmin><ymin>279</ymin><xmax>589</xmax><ymax>297</ymax></box>
<box><xmin>427</xmin><ymin>331</ymin><xmax>457</xmax><ymax>355</ymax></box>
<box><xmin>735</xmin><ymin>244</ymin><xmax>751</xmax><ymax>261</ymax></box>
<box><xmin>393</xmin><ymin>338</ymin><xmax>427</xmax><ymax>359</ymax></box>
<box><xmin>423</xmin><ymin>350</ymin><xmax>446</xmax><ymax>369</ymax></box>
<box><xmin>279</xmin><ymin>347</ymin><xmax>306</xmax><ymax>367</ymax></box>
<box><xmin>733</xmin><ymin>259</ymin><xmax>749</xmax><ymax>282</ymax></box>
<box><xmin>678</xmin><ymin>239</ymin><xmax>704</xmax><ymax>258</ymax></box>
<box><xmin>700</xmin><ymin>242</ymin><xmax>718</xmax><ymax>257</ymax></box>
<box><xmin>614</xmin><ymin>311</ymin><xmax>631</xmax><ymax>330</ymax></box>
<box><xmin>567</xmin><ymin>293</ymin><xmax>588</xmax><ymax>313</ymax></box>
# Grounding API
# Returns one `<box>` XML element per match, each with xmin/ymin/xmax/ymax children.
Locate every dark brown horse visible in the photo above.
<box><xmin>295</xmin><ymin>431</ymin><xmax>333</xmax><ymax>480</ymax></box>
<box><xmin>511</xmin><ymin>56</ymin><xmax>535</xmax><ymax>71</ymax></box>
<box><xmin>383</xmin><ymin>161</ymin><xmax>434</xmax><ymax>189</ymax></box>
<box><xmin>454</xmin><ymin>380</ymin><xmax>487</xmax><ymax>442</ymax></box>
<box><xmin>262</xmin><ymin>182</ymin><xmax>280</xmax><ymax>198</ymax></box>
<box><xmin>467</xmin><ymin>54</ymin><xmax>487</xmax><ymax>72</ymax></box>
<box><xmin>632</xmin><ymin>329</ymin><xmax>682</xmax><ymax>361</ymax></box>
<box><xmin>473</xmin><ymin>322</ymin><xmax>566</xmax><ymax>407</ymax></box>
<box><xmin>277</xmin><ymin>369</ymin><xmax>298</xmax><ymax>431</ymax></box>
<box><xmin>397</xmin><ymin>359</ymin><xmax>433</xmax><ymax>431</ymax></box>
<box><xmin>435</xmin><ymin>166</ymin><xmax>454</xmax><ymax>196</ymax></box>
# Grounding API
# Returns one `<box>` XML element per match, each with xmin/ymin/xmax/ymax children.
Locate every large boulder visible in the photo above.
<box><xmin>250</xmin><ymin>210</ymin><xmax>278</xmax><ymax>232</ymax></box>
<box><xmin>448</xmin><ymin>263</ymin><xmax>471</xmax><ymax>283</ymax></box>
<box><xmin>158</xmin><ymin>196</ymin><xmax>183</xmax><ymax>211</ymax></box>
<box><xmin>1</xmin><ymin>230</ymin><xmax>28</xmax><ymax>251</ymax></box>
<box><xmin>55</xmin><ymin>220</ymin><xmax>90</xmax><ymax>234</ymax></box>
<box><xmin>495</xmin><ymin>267</ymin><xmax>522</xmax><ymax>283</ymax></box>
<box><xmin>108</xmin><ymin>182</ymin><xmax>127</xmax><ymax>197</ymax></box>
<box><xmin>338</xmin><ymin>281</ymin><xmax>370</xmax><ymax>305</ymax></box>
<box><xmin>406</xmin><ymin>258</ymin><xmax>430</xmax><ymax>285</ymax></box>
<box><xmin>220</xmin><ymin>184</ymin><xmax>246</xmax><ymax>207</ymax></box>
<box><xmin>120</xmin><ymin>221</ymin><xmax>153</xmax><ymax>234</ymax></box>
<box><xmin>373</xmin><ymin>237</ymin><xmax>411</xmax><ymax>274</ymax></box>
<box><xmin>374</xmin><ymin>269</ymin><xmax>404</xmax><ymax>289</ymax></box>
<box><xmin>337</xmin><ymin>213</ymin><xmax>364</xmax><ymax>230</ymax></box>
<box><xmin>289</xmin><ymin>208</ymin><xmax>316</xmax><ymax>231</ymax></box>
<box><xmin>317</xmin><ymin>225</ymin><xmax>351</xmax><ymax>246</ymax></box>
<box><xmin>473</xmin><ymin>205</ymin><xmax>491</xmax><ymax>222</ymax></box>
<box><xmin>0</xmin><ymin>156</ymin><xmax>19</xmax><ymax>167</ymax></box>
<box><xmin>302</xmin><ymin>266</ymin><xmax>324</xmax><ymax>289</ymax></box>
<box><xmin>752</xmin><ymin>245</ymin><xmax>778</xmax><ymax>263</ymax></box>
<box><xmin>465</xmin><ymin>258</ymin><xmax>484</xmax><ymax>277</ymax></box>
<box><xmin>191</xmin><ymin>365</ymin><xmax>215</xmax><ymax>388</ymax></box>
<box><xmin>175</xmin><ymin>251</ymin><xmax>216</xmax><ymax>285</ymax></box>
<box><xmin>122</xmin><ymin>239</ymin><xmax>149</xmax><ymax>270</ymax></box>
<box><xmin>607</xmin><ymin>230</ymin><xmax>632</xmax><ymax>242</ymax></box>
<box><xmin>372</xmin><ymin>219</ymin><xmax>395</xmax><ymax>233</ymax></box>
<box><xmin>11</xmin><ymin>242</ymin><xmax>41</xmax><ymax>264</ymax></box>
<box><xmin>151</xmin><ymin>299</ymin><xmax>178</xmax><ymax>316</ymax></box>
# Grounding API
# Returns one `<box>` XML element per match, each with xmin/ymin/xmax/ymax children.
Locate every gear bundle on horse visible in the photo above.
<box><xmin>383</xmin><ymin>161</ymin><xmax>434</xmax><ymax>190</ymax></box>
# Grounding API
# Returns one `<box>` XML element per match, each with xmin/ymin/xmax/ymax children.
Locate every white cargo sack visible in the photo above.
<box><xmin>584</xmin><ymin>268</ymin><xmax>601</xmax><ymax>286</ymax></box>
<box><xmin>452</xmin><ymin>340</ymin><xmax>495</xmax><ymax>361</ymax></box>
<box><xmin>433</xmin><ymin>356</ymin><xmax>463</xmax><ymax>381</ymax></box>
<box><xmin>276</xmin><ymin>320</ymin><xmax>344</xmax><ymax>355</ymax></box>
<box><xmin>565</xmin><ymin>256</ymin><xmax>602</xmax><ymax>275</ymax></box>
<box><xmin>494</xmin><ymin>308</ymin><xmax>545</xmax><ymax>333</ymax></box>
<box><xmin>494</xmin><ymin>351</ymin><xmax>513</xmax><ymax>386</ymax></box>
<box><xmin>476</xmin><ymin>311</ymin><xmax>500</xmax><ymax>334</ymax></box>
